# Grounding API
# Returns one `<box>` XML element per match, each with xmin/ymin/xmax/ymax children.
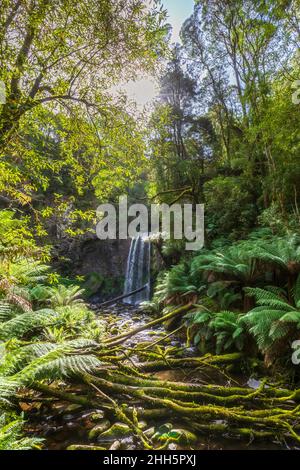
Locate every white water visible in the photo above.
<box><xmin>123</xmin><ymin>236</ymin><xmax>151</xmax><ymax>305</ymax></box>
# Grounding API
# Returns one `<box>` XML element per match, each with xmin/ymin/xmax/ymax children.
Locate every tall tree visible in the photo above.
<box><xmin>0</xmin><ymin>0</ymin><xmax>167</xmax><ymax>152</ymax></box>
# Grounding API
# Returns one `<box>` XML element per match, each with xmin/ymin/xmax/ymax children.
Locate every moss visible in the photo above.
<box><xmin>67</xmin><ymin>445</ymin><xmax>106</xmax><ymax>450</ymax></box>
<box><xmin>88</xmin><ymin>420</ymin><xmax>111</xmax><ymax>440</ymax></box>
<box><xmin>154</xmin><ymin>428</ymin><xmax>198</xmax><ymax>445</ymax></box>
<box><xmin>98</xmin><ymin>423</ymin><xmax>131</xmax><ymax>440</ymax></box>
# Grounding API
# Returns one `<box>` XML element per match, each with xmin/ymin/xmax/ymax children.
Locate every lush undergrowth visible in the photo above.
<box><xmin>2</xmin><ymin>213</ymin><xmax>300</xmax><ymax>449</ymax></box>
<box><xmin>149</xmin><ymin>230</ymin><xmax>300</xmax><ymax>369</ymax></box>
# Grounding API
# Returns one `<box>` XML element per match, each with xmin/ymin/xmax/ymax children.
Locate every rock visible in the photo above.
<box><xmin>98</xmin><ymin>423</ymin><xmax>131</xmax><ymax>440</ymax></box>
<box><xmin>66</xmin><ymin>422</ymin><xmax>80</xmax><ymax>431</ymax></box>
<box><xmin>88</xmin><ymin>420</ymin><xmax>111</xmax><ymax>440</ymax></box>
<box><xmin>154</xmin><ymin>428</ymin><xmax>197</xmax><ymax>445</ymax></box>
<box><xmin>138</xmin><ymin>421</ymin><xmax>147</xmax><ymax>430</ymax></box>
<box><xmin>80</xmin><ymin>409</ymin><xmax>104</xmax><ymax>420</ymax></box>
<box><xmin>144</xmin><ymin>427</ymin><xmax>155</xmax><ymax>438</ymax></box>
<box><xmin>109</xmin><ymin>441</ymin><xmax>121</xmax><ymax>450</ymax></box>
<box><xmin>157</xmin><ymin>423</ymin><xmax>173</xmax><ymax>433</ymax></box>
<box><xmin>89</xmin><ymin>412</ymin><xmax>105</xmax><ymax>422</ymax></box>
<box><xmin>168</xmin><ymin>443</ymin><xmax>178</xmax><ymax>450</ymax></box>
<box><xmin>67</xmin><ymin>445</ymin><xmax>106</xmax><ymax>451</ymax></box>
<box><xmin>62</xmin><ymin>414</ymin><xmax>75</xmax><ymax>422</ymax></box>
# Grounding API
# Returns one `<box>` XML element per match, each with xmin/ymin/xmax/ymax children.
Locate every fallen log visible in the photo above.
<box><xmin>96</xmin><ymin>285</ymin><xmax>147</xmax><ymax>309</ymax></box>
<box><xmin>84</xmin><ymin>374</ymin><xmax>300</xmax><ymax>444</ymax></box>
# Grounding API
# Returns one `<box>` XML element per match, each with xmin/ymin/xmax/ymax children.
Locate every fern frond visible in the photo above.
<box><xmin>0</xmin><ymin>309</ymin><xmax>58</xmax><ymax>340</ymax></box>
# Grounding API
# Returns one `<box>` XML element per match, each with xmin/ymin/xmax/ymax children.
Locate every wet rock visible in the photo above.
<box><xmin>90</xmin><ymin>412</ymin><xmax>105</xmax><ymax>422</ymax></box>
<box><xmin>44</xmin><ymin>425</ymin><xmax>64</xmax><ymax>437</ymax></box>
<box><xmin>66</xmin><ymin>422</ymin><xmax>80</xmax><ymax>431</ymax></box>
<box><xmin>98</xmin><ymin>423</ymin><xmax>131</xmax><ymax>440</ymax></box>
<box><xmin>168</xmin><ymin>443</ymin><xmax>178</xmax><ymax>450</ymax></box>
<box><xmin>79</xmin><ymin>409</ymin><xmax>104</xmax><ymax>420</ymax></box>
<box><xmin>144</xmin><ymin>427</ymin><xmax>155</xmax><ymax>438</ymax></box>
<box><xmin>62</xmin><ymin>414</ymin><xmax>76</xmax><ymax>422</ymax></box>
<box><xmin>88</xmin><ymin>420</ymin><xmax>111</xmax><ymax>440</ymax></box>
<box><xmin>154</xmin><ymin>428</ymin><xmax>197</xmax><ymax>445</ymax></box>
<box><xmin>109</xmin><ymin>441</ymin><xmax>121</xmax><ymax>450</ymax></box>
<box><xmin>157</xmin><ymin>423</ymin><xmax>173</xmax><ymax>433</ymax></box>
<box><xmin>67</xmin><ymin>445</ymin><xmax>106</xmax><ymax>451</ymax></box>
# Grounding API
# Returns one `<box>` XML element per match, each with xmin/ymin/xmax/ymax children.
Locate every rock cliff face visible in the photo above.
<box><xmin>52</xmin><ymin>234</ymin><xmax>131</xmax><ymax>300</ymax></box>
<box><xmin>78</xmin><ymin>237</ymin><xmax>130</xmax><ymax>278</ymax></box>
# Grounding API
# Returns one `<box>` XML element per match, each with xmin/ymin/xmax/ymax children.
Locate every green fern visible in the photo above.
<box><xmin>0</xmin><ymin>309</ymin><xmax>58</xmax><ymax>340</ymax></box>
<box><xmin>241</xmin><ymin>276</ymin><xmax>300</xmax><ymax>353</ymax></box>
<box><xmin>46</xmin><ymin>284</ymin><xmax>85</xmax><ymax>307</ymax></box>
<box><xmin>251</xmin><ymin>234</ymin><xmax>300</xmax><ymax>274</ymax></box>
<box><xmin>0</xmin><ymin>413</ymin><xmax>43</xmax><ymax>449</ymax></box>
<box><xmin>191</xmin><ymin>241</ymin><xmax>260</xmax><ymax>285</ymax></box>
<box><xmin>210</xmin><ymin>311</ymin><xmax>245</xmax><ymax>354</ymax></box>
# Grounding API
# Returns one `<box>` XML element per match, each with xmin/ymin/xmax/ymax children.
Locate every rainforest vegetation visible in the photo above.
<box><xmin>0</xmin><ymin>0</ymin><xmax>300</xmax><ymax>451</ymax></box>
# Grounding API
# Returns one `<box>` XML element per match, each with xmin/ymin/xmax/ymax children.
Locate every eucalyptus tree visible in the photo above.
<box><xmin>0</xmin><ymin>0</ymin><xmax>167</xmax><ymax>152</ymax></box>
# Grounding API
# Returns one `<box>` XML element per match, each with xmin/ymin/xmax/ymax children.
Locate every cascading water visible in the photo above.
<box><xmin>123</xmin><ymin>235</ymin><xmax>151</xmax><ymax>305</ymax></box>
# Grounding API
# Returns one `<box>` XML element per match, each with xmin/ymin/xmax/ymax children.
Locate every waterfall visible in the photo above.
<box><xmin>123</xmin><ymin>236</ymin><xmax>151</xmax><ymax>305</ymax></box>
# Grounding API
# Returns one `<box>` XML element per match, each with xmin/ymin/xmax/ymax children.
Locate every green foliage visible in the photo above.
<box><xmin>203</xmin><ymin>177</ymin><xmax>258</xmax><ymax>240</ymax></box>
<box><xmin>185</xmin><ymin>308</ymin><xmax>245</xmax><ymax>354</ymax></box>
<box><xmin>46</xmin><ymin>284</ymin><xmax>85</xmax><ymax>307</ymax></box>
<box><xmin>0</xmin><ymin>309</ymin><xmax>58</xmax><ymax>341</ymax></box>
<box><xmin>191</xmin><ymin>240</ymin><xmax>262</xmax><ymax>288</ymax></box>
<box><xmin>250</xmin><ymin>234</ymin><xmax>300</xmax><ymax>274</ymax></box>
<box><xmin>0</xmin><ymin>211</ymin><xmax>40</xmax><ymax>260</ymax></box>
<box><xmin>210</xmin><ymin>311</ymin><xmax>245</xmax><ymax>354</ymax></box>
<box><xmin>241</xmin><ymin>276</ymin><xmax>300</xmax><ymax>353</ymax></box>
<box><xmin>0</xmin><ymin>414</ymin><xmax>43</xmax><ymax>450</ymax></box>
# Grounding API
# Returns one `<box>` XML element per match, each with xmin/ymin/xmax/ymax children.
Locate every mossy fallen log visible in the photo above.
<box><xmin>85</xmin><ymin>374</ymin><xmax>300</xmax><ymax>444</ymax></box>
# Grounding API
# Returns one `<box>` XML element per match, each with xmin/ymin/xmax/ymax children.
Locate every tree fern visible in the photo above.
<box><xmin>11</xmin><ymin>341</ymin><xmax>101</xmax><ymax>384</ymax></box>
<box><xmin>191</xmin><ymin>241</ymin><xmax>261</xmax><ymax>286</ymax></box>
<box><xmin>241</xmin><ymin>276</ymin><xmax>300</xmax><ymax>354</ymax></box>
<box><xmin>0</xmin><ymin>301</ymin><xmax>15</xmax><ymax>322</ymax></box>
<box><xmin>0</xmin><ymin>338</ymin><xmax>99</xmax><ymax>378</ymax></box>
<box><xmin>47</xmin><ymin>284</ymin><xmax>85</xmax><ymax>307</ymax></box>
<box><xmin>7</xmin><ymin>259</ymin><xmax>50</xmax><ymax>286</ymax></box>
<box><xmin>0</xmin><ymin>309</ymin><xmax>58</xmax><ymax>340</ymax></box>
<box><xmin>210</xmin><ymin>311</ymin><xmax>245</xmax><ymax>354</ymax></box>
<box><xmin>251</xmin><ymin>234</ymin><xmax>300</xmax><ymax>274</ymax></box>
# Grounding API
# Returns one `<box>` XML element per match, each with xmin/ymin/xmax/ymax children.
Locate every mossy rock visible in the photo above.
<box><xmin>138</xmin><ymin>421</ymin><xmax>147</xmax><ymax>430</ymax></box>
<box><xmin>90</xmin><ymin>412</ymin><xmax>105</xmax><ymax>422</ymax></box>
<box><xmin>88</xmin><ymin>420</ymin><xmax>111</xmax><ymax>440</ymax></box>
<box><xmin>154</xmin><ymin>428</ymin><xmax>197</xmax><ymax>445</ymax></box>
<box><xmin>67</xmin><ymin>445</ymin><xmax>106</xmax><ymax>450</ymax></box>
<box><xmin>98</xmin><ymin>423</ymin><xmax>131</xmax><ymax>440</ymax></box>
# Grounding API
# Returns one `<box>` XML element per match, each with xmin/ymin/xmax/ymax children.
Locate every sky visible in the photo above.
<box><xmin>163</xmin><ymin>0</ymin><xmax>195</xmax><ymax>43</ymax></box>
<box><xmin>122</xmin><ymin>0</ymin><xmax>195</xmax><ymax>110</ymax></box>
